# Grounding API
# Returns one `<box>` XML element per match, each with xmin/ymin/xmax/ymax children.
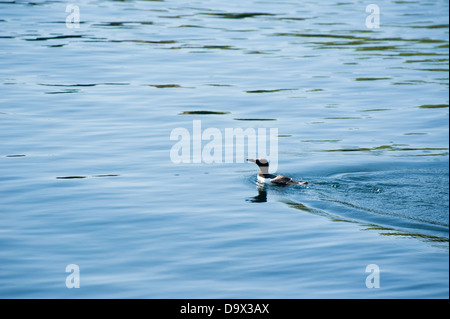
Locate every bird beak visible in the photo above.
<box><xmin>246</xmin><ymin>158</ymin><xmax>256</xmax><ymax>163</ymax></box>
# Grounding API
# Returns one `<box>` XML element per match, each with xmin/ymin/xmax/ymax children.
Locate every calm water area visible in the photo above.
<box><xmin>0</xmin><ymin>0</ymin><xmax>448</xmax><ymax>298</ymax></box>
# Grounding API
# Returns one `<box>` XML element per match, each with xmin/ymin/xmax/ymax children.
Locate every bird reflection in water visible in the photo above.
<box><xmin>246</xmin><ymin>183</ymin><xmax>267</xmax><ymax>203</ymax></box>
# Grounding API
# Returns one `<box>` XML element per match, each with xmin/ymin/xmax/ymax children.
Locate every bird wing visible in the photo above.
<box><xmin>270</xmin><ymin>174</ymin><xmax>299</xmax><ymax>185</ymax></box>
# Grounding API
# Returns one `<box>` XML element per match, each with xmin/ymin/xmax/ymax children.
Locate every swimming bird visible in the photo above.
<box><xmin>247</xmin><ymin>158</ymin><xmax>308</xmax><ymax>185</ymax></box>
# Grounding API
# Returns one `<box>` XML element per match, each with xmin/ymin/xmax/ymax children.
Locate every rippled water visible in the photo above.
<box><xmin>0</xmin><ymin>0</ymin><xmax>448</xmax><ymax>298</ymax></box>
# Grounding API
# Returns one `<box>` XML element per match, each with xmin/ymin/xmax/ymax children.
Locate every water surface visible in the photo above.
<box><xmin>0</xmin><ymin>0</ymin><xmax>448</xmax><ymax>298</ymax></box>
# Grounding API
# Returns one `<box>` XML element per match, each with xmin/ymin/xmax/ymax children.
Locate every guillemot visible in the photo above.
<box><xmin>247</xmin><ymin>158</ymin><xmax>308</xmax><ymax>185</ymax></box>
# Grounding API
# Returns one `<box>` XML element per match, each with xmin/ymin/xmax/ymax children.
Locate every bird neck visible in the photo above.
<box><xmin>258</xmin><ymin>166</ymin><xmax>269</xmax><ymax>175</ymax></box>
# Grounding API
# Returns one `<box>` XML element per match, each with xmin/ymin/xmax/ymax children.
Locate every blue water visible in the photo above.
<box><xmin>0</xmin><ymin>0</ymin><xmax>448</xmax><ymax>298</ymax></box>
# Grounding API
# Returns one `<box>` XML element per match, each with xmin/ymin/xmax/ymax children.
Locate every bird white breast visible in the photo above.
<box><xmin>257</xmin><ymin>175</ymin><xmax>272</xmax><ymax>183</ymax></box>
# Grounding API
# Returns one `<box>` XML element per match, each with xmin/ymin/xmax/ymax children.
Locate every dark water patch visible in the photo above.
<box><xmin>416</xmin><ymin>68</ymin><xmax>449</xmax><ymax>72</ymax></box>
<box><xmin>2</xmin><ymin>1</ymin><xmax>44</xmax><ymax>5</ymax></box>
<box><xmin>26</xmin><ymin>35</ymin><xmax>83</xmax><ymax>41</ymax></box>
<box><xmin>92</xmin><ymin>174</ymin><xmax>120</xmax><ymax>178</ymax></box>
<box><xmin>416</xmin><ymin>39</ymin><xmax>446</xmax><ymax>44</ymax></box>
<box><xmin>45</xmin><ymin>89</ymin><xmax>79</xmax><ymax>94</ymax></box>
<box><xmin>180</xmin><ymin>111</ymin><xmax>230</xmax><ymax>115</ymax></box>
<box><xmin>283</xmin><ymin>200</ymin><xmax>326</xmax><ymax>216</ymax></box>
<box><xmin>273</xmin><ymin>33</ymin><xmax>446</xmax><ymax>49</ymax></box>
<box><xmin>40</xmin><ymin>83</ymin><xmax>96</xmax><ymax>87</ymax></box>
<box><xmin>281</xmin><ymin>200</ymin><xmax>400</xmax><ymax>234</ymax></box>
<box><xmin>245</xmin><ymin>89</ymin><xmax>298</xmax><ymax>93</ymax></box>
<box><xmin>96</xmin><ymin>22</ymin><xmax>126</xmax><ymax>27</ymax></box>
<box><xmin>273</xmin><ymin>33</ymin><xmax>401</xmax><ymax>42</ymax></box>
<box><xmin>94</xmin><ymin>21</ymin><xmax>153</xmax><ymax>27</ymax></box>
<box><xmin>325</xmin><ymin>145</ymin><xmax>449</xmax><ymax>153</ymax></box>
<box><xmin>26</xmin><ymin>1</ymin><xmax>45</xmax><ymax>5</ymax></box>
<box><xmin>399</xmin><ymin>52</ymin><xmax>445</xmax><ymax>56</ymax></box>
<box><xmin>178</xmin><ymin>24</ymin><xmax>203</xmax><ymax>28</ymax></box>
<box><xmin>356</xmin><ymin>45</ymin><xmax>398</xmax><ymax>51</ymax></box>
<box><xmin>393</xmin><ymin>81</ymin><xmax>420</xmax><ymax>85</ymax></box>
<box><xmin>411</xmin><ymin>24</ymin><xmax>449</xmax><ymax>29</ymax></box>
<box><xmin>401</xmin><ymin>147</ymin><xmax>449</xmax><ymax>151</ymax></box>
<box><xmin>306</xmin><ymin>88</ymin><xmax>324</xmax><ymax>92</ymax></box>
<box><xmin>378</xmin><ymin>231</ymin><xmax>448</xmax><ymax>243</ymax></box>
<box><xmin>202</xmin><ymin>45</ymin><xmax>235</xmax><ymax>50</ymax></box>
<box><xmin>419</xmin><ymin>104</ymin><xmax>449</xmax><ymax>109</ymax></box>
<box><xmin>203</xmin><ymin>12</ymin><xmax>275</xmax><ymax>19</ymax></box>
<box><xmin>395</xmin><ymin>80</ymin><xmax>429</xmax><ymax>85</ymax></box>
<box><xmin>359</xmin><ymin>223</ymin><xmax>449</xmax><ymax>244</ymax></box>
<box><xmin>360</xmin><ymin>108</ymin><xmax>390</xmax><ymax>112</ymax></box>
<box><xmin>6</xmin><ymin>154</ymin><xmax>26</xmax><ymax>157</ymax></box>
<box><xmin>205</xmin><ymin>84</ymin><xmax>233</xmax><ymax>87</ymax></box>
<box><xmin>355</xmin><ymin>77</ymin><xmax>391</xmax><ymax>81</ymax></box>
<box><xmin>46</xmin><ymin>21</ymin><xmax>87</xmax><ymax>26</ymax></box>
<box><xmin>159</xmin><ymin>15</ymin><xmax>191</xmax><ymax>19</ymax></box>
<box><xmin>405</xmin><ymin>58</ymin><xmax>448</xmax><ymax>63</ymax></box>
<box><xmin>277</xmin><ymin>17</ymin><xmax>308</xmax><ymax>21</ymax></box>
<box><xmin>122</xmin><ymin>39</ymin><xmax>177</xmax><ymax>44</ymax></box>
<box><xmin>435</xmin><ymin>78</ymin><xmax>449</xmax><ymax>83</ymax></box>
<box><xmin>149</xmin><ymin>84</ymin><xmax>182</xmax><ymax>88</ymax></box>
<box><xmin>40</xmin><ymin>83</ymin><xmax>129</xmax><ymax>87</ymax></box>
<box><xmin>246</xmin><ymin>50</ymin><xmax>271</xmax><ymax>55</ymax></box>
<box><xmin>314</xmin><ymin>40</ymin><xmax>367</xmax><ymax>48</ymax></box>
<box><xmin>57</xmin><ymin>174</ymin><xmax>119</xmax><ymax>179</ymax></box>
<box><xmin>404</xmin><ymin>133</ymin><xmax>427</xmax><ymax>135</ymax></box>
<box><xmin>274</xmin><ymin>33</ymin><xmax>352</xmax><ymax>39</ymax></box>
<box><xmin>415</xmin><ymin>153</ymin><xmax>449</xmax><ymax>157</ymax></box>
<box><xmin>177</xmin><ymin>44</ymin><xmax>240</xmax><ymax>51</ymax></box>
<box><xmin>104</xmin><ymin>39</ymin><xmax>176</xmax><ymax>44</ymax></box>
<box><xmin>326</xmin><ymin>147</ymin><xmax>371</xmax><ymax>152</ymax></box>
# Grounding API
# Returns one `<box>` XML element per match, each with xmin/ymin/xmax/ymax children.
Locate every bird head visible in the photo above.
<box><xmin>246</xmin><ymin>158</ymin><xmax>269</xmax><ymax>167</ymax></box>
